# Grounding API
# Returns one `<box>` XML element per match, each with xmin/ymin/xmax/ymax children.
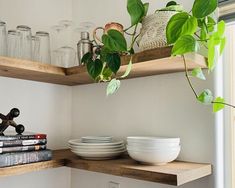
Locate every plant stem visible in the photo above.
<box><xmin>211</xmin><ymin>101</ymin><xmax>235</xmax><ymax>108</ymax></box>
<box><xmin>194</xmin><ymin>33</ymin><xmax>208</xmax><ymax>49</ymax></box>
<box><xmin>129</xmin><ymin>24</ymin><xmax>138</xmax><ymax>50</ymax></box>
<box><xmin>124</xmin><ymin>25</ymin><xmax>134</xmax><ymax>32</ymax></box>
<box><xmin>182</xmin><ymin>55</ymin><xmax>199</xmax><ymax>98</ymax></box>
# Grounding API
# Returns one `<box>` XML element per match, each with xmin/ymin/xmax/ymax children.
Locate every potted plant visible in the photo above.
<box><xmin>82</xmin><ymin>0</ymin><xmax>234</xmax><ymax>112</ymax></box>
<box><xmin>138</xmin><ymin>1</ymin><xmax>184</xmax><ymax>51</ymax></box>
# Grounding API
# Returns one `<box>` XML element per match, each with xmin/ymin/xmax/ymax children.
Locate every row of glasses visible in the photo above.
<box><xmin>0</xmin><ymin>21</ymin><xmax>51</xmax><ymax>64</ymax></box>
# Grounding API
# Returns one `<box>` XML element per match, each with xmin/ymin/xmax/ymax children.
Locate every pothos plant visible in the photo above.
<box><xmin>82</xmin><ymin>0</ymin><xmax>234</xmax><ymax>112</ymax></box>
<box><xmin>82</xmin><ymin>0</ymin><xmax>149</xmax><ymax>95</ymax></box>
<box><xmin>165</xmin><ymin>0</ymin><xmax>235</xmax><ymax>112</ymax></box>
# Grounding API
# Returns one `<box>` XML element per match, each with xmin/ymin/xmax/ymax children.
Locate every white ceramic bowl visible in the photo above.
<box><xmin>127</xmin><ymin>147</ymin><xmax>180</xmax><ymax>165</ymax></box>
<box><xmin>127</xmin><ymin>137</ymin><xmax>180</xmax><ymax>144</ymax></box>
<box><xmin>127</xmin><ymin>142</ymin><xmax>179</xmax><ymax>149</ymax></box>
<box><xmin>127</xmin><ymin>144</ymin><xmax>180</xmax><ymax>151</ymax></box>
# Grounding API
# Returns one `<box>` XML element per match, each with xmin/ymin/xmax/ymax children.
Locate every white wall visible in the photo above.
<box><xmin>70</xmin><ymin>0</ymin><xmax>216</xmax><ymax>188</ymax></box>
<box><xmin>0</xmin><ymin>1</ymin><xmax>218</xmax><ymax>188</ymax></box>
<box><xmin>0</xmin><ymin>0</ymin><xmax>73</xmax><ymax>187</ymax></box>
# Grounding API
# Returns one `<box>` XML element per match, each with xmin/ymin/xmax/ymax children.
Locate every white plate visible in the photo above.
<box><xmin>70</xmin><ymin>147</ymin><xmax>126</xmax><ymax>153</ymax></box>
<box><xmin>69</xmin><ymin>144</ymin><xmax>125</xmax><ymax>149</ymax></box>
<box><xmin>81</xmin><ymin>136</ymin><xmax>112</xmax><ymax>140</ymax></box>
<box><xmin>71</xmin><ymin>149</ymin><xmax>125</xmax><ymax>159</ymax></box>
<box><xmin>69</xmin><ymin>139</ymin><xmax>124</xmax><ymax>146</ymax></box>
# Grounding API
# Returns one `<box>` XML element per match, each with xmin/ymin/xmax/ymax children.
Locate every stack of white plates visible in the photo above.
<box><xmin>81</xmin><ymin>136</ymin><xmax>112</xmax><ymax>143</ymax></box>
<box><xmin>69</xmin><ymin>137</ymin><xmax>125</xmax><ymax>160</ymax></box>
<box><xmin>127</xmin><ymin>136</ymin><xmax>181</xmax><ymax>165</ymax></box>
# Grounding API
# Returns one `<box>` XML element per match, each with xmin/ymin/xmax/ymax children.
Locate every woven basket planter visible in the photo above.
<box><xmin>138</xmin><ymin>11</ymin><xmax>177</xmax><ymax>51</ymax></box>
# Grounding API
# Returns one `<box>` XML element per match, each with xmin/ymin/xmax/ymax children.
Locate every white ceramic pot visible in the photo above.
<box><xmin>138</xmin><ymin>11</ymin><xmax>177</xmax><ymax>51</ymax></box>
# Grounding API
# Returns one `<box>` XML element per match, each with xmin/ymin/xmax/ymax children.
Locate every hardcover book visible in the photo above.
<box><xmin>0</xmin><ymin>149</ymin><xmax>52</xmax><ymax>167</ymax></box>
<box><xmin>0</xmin><ymin>139</ymin><xmax>47</xmax><ymax>147</ymax></box>
<box><xmin>0</xmin><ymin>145</ymin><xmax>46</xmax><ymax>154</ymax></box>
<box><xmin>0</xmin><ymin>132</ymin><xmax>46</xmax><ymax>141</ymax></box>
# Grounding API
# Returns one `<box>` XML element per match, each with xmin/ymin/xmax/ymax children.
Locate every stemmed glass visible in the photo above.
<box><xmin>51</xmin><ymin>20</ymin><xmax>77</xmax><ymax>67</ymax></box>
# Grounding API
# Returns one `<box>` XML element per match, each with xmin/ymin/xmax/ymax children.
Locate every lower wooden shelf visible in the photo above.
<box><xmin>0</xmin><ymin>149</ymin><xmax>212</xmax><ymax>186</ymax></box>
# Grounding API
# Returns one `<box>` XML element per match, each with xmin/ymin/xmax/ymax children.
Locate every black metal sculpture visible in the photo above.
<box><xmin>0</xmin><ymin>108</ymin><xmax>25</xmax><ymax>135</ymax></box>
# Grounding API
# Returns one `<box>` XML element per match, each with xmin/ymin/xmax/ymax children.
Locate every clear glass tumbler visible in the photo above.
<box><xmin>16</xmin><ymin>25</ymin><xmax>32</xmax><ymax>60</ymax></box>
<box><xmin>7</xmin><ymin>30</ymin><xmax>21</xmax><ymax>58</ymax></box>
<box><xmin>0</xmin><ymin>21</ymin><xmax>7</xmax><ymax>56</ymax></box>
<box><xmin>35</xmin><ymin>31</ymin><xmax>51</xmax><ymax>64</ymax></box>
<box><xmin>31</xmin><ymin>36</ymin><xmax>40</xmax><ymax>62</ymax></box>
<box><xmin>53</xmin><ymin>46</ymin><xmax>76</xmax><ymax>68</ymax></box>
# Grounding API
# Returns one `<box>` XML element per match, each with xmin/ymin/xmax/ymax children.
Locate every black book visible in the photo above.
<box><xmin>0</xmin><ymin>132</ymin><xmax>47</xmax><ymax>141</ymax></box>
<box><xmin>0</xmin><ymin>139</ymin><xmax>47</xmax><ymax>147</ymax></box>
<box><xmin>0</xmin><ymin>145</ymin><xmax>46</xmax><ymax>154</ymax></box>
<box><xmin>0</xmin><ymin>149</ymin><xmax>52</xmax><ymax>167</ymax></box>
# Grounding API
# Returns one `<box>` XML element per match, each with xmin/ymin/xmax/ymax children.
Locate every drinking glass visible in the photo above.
<box><xmin>31</xmin><ymin>36</ymin><xmax>40</xmax><ymax>61</ymax></box>
<box><xmin>35</xmin><ymin>31</ymin><xmax>51</xmax><ymax>64</ymax></box>
<box><xmin>54</xmin><ymin>46</ymin><xmax>76</xmax><ymax>68</ymax></box>
<box><xmin>7</xmin><ymin>30</ymin><xmax>20</xmax><ymax>58</ymax></box>
<box><xmin>16</xmin><ymin>25</ymin><xmax>32</xmax><ymax>60</ymax></box>
<box><xmin>0</xmin><ymin>21</ymin><xmax>7</xmax><ymax>56</ymax></box>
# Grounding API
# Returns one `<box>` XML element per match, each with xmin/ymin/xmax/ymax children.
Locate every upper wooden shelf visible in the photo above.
<box><xmin>0</xmin><ymin>149</ymin><xmax>212</xmax><ymax>186</ymax></box>
<box><xmin>0</xmin><ymin>47</ymin><xmax>207</xmax><ymax>86</ymax></box>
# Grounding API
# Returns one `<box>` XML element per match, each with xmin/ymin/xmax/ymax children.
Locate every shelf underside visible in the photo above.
<box><xmin>0</xmin><ymin>149</ymin><xmax>212</xmax><ymax>186</ymax></box>
<box><xmin>0</xmin><ymin>47</ymin><xmax>207</xmax><ymax>86</ymax></box>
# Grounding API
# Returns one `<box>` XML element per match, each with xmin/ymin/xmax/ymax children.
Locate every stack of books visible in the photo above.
<box><xmin>0</xmin><ymin>132</ymin><xmax>52</xmax><ymax>167</ymax></box>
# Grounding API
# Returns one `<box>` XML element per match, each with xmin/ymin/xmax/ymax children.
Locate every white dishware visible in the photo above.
<box><xmin>127</xmin><ymin>147</ymin><xmax>180</xmax><ymax>165</ymax></box>
<box><xmin>127</xmin><ymin>136</ymin><xmax>180</xmax><ymax>144</ymax></box>
<box><xmin>68</xmin><ymin>138</ymin><xmax>125</xmax><ymax>160</ymax></box>
<box><xmin>126</xmin><ymin>136</ymin><xmax>181</xmax><ymax>165</ymax></box>
<box><xmin>81</xmin><ymin>136</ymin><xmax>112</xmax><ymax>143</ymax></box>
<box><xmin>69</xmin><ymin>139</ymin><xmax>123</xmax><ymax>146</ymax></box>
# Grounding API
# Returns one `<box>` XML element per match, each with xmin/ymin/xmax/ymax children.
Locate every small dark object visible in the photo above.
<box><xmin>0</xmin><ymin>108</ymin><xmax>25</xmax><ymax>135</ymax></box>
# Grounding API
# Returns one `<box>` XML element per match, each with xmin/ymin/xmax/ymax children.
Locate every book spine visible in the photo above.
<box><xmin>0</xmin><ymin>139</ymin><xmax>47</xmax><ymax>147</ymax></box>
<box><xmin>0</xmin><ymin>145</ymin><xmax>46</xmax><ymax>154</ymax></box>
<box><xmin>0</xmin><ymin>134</ymin><xmax>47</xmax><ymax>141</ymax></box>
<box><xmin>0</xmin><ymin>150</ymin><xmax>52</xmax><ymax>167</ymax></box>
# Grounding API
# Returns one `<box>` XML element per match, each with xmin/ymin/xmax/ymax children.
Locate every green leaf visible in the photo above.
<box><xmin>86</xmin><ymin>59</ymin><xmax>103</xmax><ymax>80</ymax></box>
<box><xmin>159</xmin><ymin>5</ymin><xmax>184</xmax><ymax>12</ymax></box>
<box><xmin>106</xmin><ymin>53</ymin><xmax>121</xmax><ymax>74</ymax></box>
<box><xmin>192</xmin><ymin>0</ymin><xmax>217</xmax><ymax>18</ymax></box>
<box><xmin>220</xmin><ymin>37</ymin><xmax>226</xmax><ymax>55</ymax></box>
<box><xmin>106</xmin><ymin>78</ymin><xmax>121</xmax><ymax>96</ymax></box>
<box><xmin>102</xmin><ymin>30</ymin><xmax>127</xmax><ymax>52</ymax></box>
<box><xmin>127</xmin><ymin>0</ymin><xmax>145</xmax><ymax>26</ymax></box>
<box><xmin>143</xmin><ymin>3</ymin><xmax>149</xmax><ymax>17</ymax></box>
<box><xmin>81</xmin><ymin>52</ymin><xmax>92</xmax><ymax>64</ymax></box>
<box><xmin>197</xmin><ymin>89</ymin><xmax>214</xmax><ymax>104</ymax></box>
<box><xmin>102</xmin><ymin>67</ymin><xmax>113</xmax><ymax>81</ymax></box>
<box><xmin>208</xmin><ymin>35</ymin><xmax>219</xmax><ymax>71</ymax></box>
<box><xmin>166</xmin><ymin>1</ymin><xmax>177</xmax><ymax>7</ymax></box>
<box><xmin>213</xmin><ymin>97</ymin><xmax>225</xmax><ymax>112</ymax></box>
<box><xmin>217</xmin><ymin>20</ymin><xmax>225</xmax><ymax>36</ymax></box>
<box><xmin>191</xmin><ymin>68</ymin><xmax>206</xmax><ymax>80</ymax></box>
<box><xmin>172</xmin><ymin>35</ymin><xmax>199</xmax><ymax>55</ymax></box>
<box><xmin>181</xmin><ymin>16</ymin><xmax>198</xmax><ymax>36</ymax></box>
<box><xmin>166</xmin><ymin>13</ymin><xmax>196</xmax><ymax>44</ymax></box>
<box><xmin>207</xmin><ymin>16</ymin><xmax>216</xmax><ymax>32</ymax></box>
<box><xmin>121</xmin><ymin>58</ymin><xmax>132</xmax><ymax>78</ymax></box>
<box><xmin>200</xmin><ymin>24</ymin><xmax>207</xmax><ymax>40</ymax></box>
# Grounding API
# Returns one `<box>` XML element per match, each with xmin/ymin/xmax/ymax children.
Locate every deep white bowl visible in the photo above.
<box><xmin>127</xmin><ymin>144</ymin><xmax>180</xmax><ymax>151</ymax></box>
<box><xmin>127</xmin><ymin>141</ymin><xmax>179</xmax><ymax>148</ymax></box>
<box><xmin>127</xmin><ymin>136</ymin><xmax>180</xmax><ymax>144</ymax></box>
<box><xmin>127</xmin><ymin>147</ymin><xmax>180</xmax><ymax>165</ymax></box>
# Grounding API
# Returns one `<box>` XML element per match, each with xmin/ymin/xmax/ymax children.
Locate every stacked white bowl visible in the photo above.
<box><xmin>127</xmin><ymin>136</ymin><xmax>181</xmax><ymax>165</ymax></box>
<box><xmin>68</xmin><ymin>136</ymin><xmax>126</xmax><ymax>160</ymax></box>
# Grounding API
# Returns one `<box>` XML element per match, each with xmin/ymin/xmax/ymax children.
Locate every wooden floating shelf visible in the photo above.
<box><xmin>0</xmin><ymin>149</ymin><xmax>212</xmax><ymax>186</ymax></box>
<box><xmin>0</xmin><ymin>47</ymin><xmax>207</xmax><ymax>86</ymax></box>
